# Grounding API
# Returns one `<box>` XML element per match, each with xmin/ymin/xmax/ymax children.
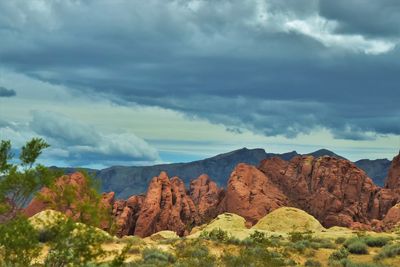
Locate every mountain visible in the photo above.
<box><xmin>58</xmin><ymin>147</ymin><xmax>390</xmax><ymax>198</ymax></box>
<box><xmin>95</xmin><ymin>147</ymin><xmax>271</xmax><ymax>198</ymax></box>
<box><xmin>306</xmin><ymin>149</ymin><xmax>346</xmax><ymax>160</ymax></box>
<box><xmin>94</xmin><ymin>148</ymin><xmax>344</xmax><ymax>198</ymax></box>
<box><xmin>354</xmin><ymin>159</ymin><xmax>391</xmax><ymax>186</ymax></box>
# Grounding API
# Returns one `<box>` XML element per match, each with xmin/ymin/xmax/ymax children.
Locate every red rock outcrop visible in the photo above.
<box><xmin>23</xmin><ymin>151</ymin><xmax>400</xmax><ymax>236</ymax></box>
<box><xmin>259</xmin><ymin>155</ymin><xmax>400</xmax><ymax>229</ymax></box>
<box><xmin>385</xmin><ymin>153</ymin><xmax>400</xmax><ymax>189</ymax></box>
<box><xmin>111</xmin><ymin>195</ymin><xmax>145</xmax><ymax>236</ymax></box>
<box><xmin>134</xmin><ymin>172</ymin><xmax>199</xmax><ymax>237</ymax></box>
<box><xmin>190</xmin><ymin>174</ymin><xmax>224</xmax><ymax>223</ymax></box>
<box><xmin>382</xmin><ymin>204</ymin><xmax>400</xmax><ymax>230</ymax></box>
<box><xmin>220</xmin><ymin>163</ymin><xmax>289</xmax><ymax>226</ymax></box>
<box><xmin>24</xmin><ymin>172</ymin><xmax>88</xmax><ymax>218</ymax></box>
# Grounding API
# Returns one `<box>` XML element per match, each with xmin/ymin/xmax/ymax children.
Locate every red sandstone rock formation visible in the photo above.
<box><xmin>382</xmin><ymin>204</ymin><xmax>400</xmax><ymax>230</ymax></box>
<box><xmin>134</xmin><ymin>172</ymin><xmax>199</xmax><ymax>237</ymax></box>
<box><xmin>111</xmin><ymin>195</ymin><xmax>145</xmax><ymax>236</ymax></box>
<box><xmin>385</xmin><ymin>153</ymin><xmax>400</xmax><ymax>189</ymax></box>
<box><xmin>220</xmin><ymin>163</ymin><xmax>289</xmax><ymax>226</ymax></box>
<box><xmin>190</xmin><ymin>174</ymin><xmax>224</xmax><ymax>223</ymax></box>
<box><xmin>24</xmin><ymin>152</ymin><xmax>400</xmax><ymax>237</ymax></box>
<box><xmin>259</xmin><ymin>155</ymin><xmax>400</xmax><ymax>229</ymax></box>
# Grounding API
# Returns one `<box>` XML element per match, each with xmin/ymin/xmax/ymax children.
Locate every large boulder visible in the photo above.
<box><xmin>252</xmin><ymin>207</ymin><xmax>325</xmax><ymax>233</ymax></box>
<box><xmin>220</xmin><ymin>163</ymin><xmax>289</xmax><ymax>226</ymax></box>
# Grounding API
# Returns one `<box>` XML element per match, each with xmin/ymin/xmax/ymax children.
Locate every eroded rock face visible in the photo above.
<box><xmin>134</xmin><ymin>172</ymin><xmax>199</xmax><ymax>237</ymax></box>
<box><xmin>385</xmin><ymin>153</ymin><xmax>400</xmax><ymax>189</ymax></box>
<box><xmin>382</xmin><ymin>204</ymin><xmax>400</xmax><ymax>230</ymax></box>
<box><xmin>259</xmin><ymin>155</ymin><xmax>400</xmax><ymax>229</ymax></box>
<box><xmin>220</xmin><ymin>163</ymin><xmax>289</xmax><ymax>226</ymax></box>
<box><xmin>190</xmin><ymin>174</ymin><xmax>224</xmax><ymax>223</ymax></box>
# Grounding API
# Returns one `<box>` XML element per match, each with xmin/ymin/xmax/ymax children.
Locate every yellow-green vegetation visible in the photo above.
<box><xmin>253</xmin><ymin>207</ymin><xmax>325</xmax><ymax>233</ymax></box>
<box><xmin>191</xmin><ymin>213</ymin><xmax>246</xmax><ymax>233</ymax></box>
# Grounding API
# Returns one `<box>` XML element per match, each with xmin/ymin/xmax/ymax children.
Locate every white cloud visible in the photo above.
<box><xmin>284</xmin><ymin>16</ymin><xmax>396</xmax><ymax>55</ymax></box>
<box><xmin>28</xmin><ymin>111</ymin><xmax>160</xmax><ymax>165</ymax></box>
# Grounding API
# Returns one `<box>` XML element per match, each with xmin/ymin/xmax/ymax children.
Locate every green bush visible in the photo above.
<box><xmin>127</xmin><ymin>248</ymin><xmax>176</xmax><ymax>266</ymax></box>
<box><xmin>221</xmin><ymin>245</ymin><xmax>287</xmax><ymax>267</ymax></box>
<box><xmin>304</xmin><ymin>259</ymin><xmax>322</xmax><ymax>267</ymax></box>
<box><xmin>347</xmin><ymin>241</ymin><xmax>368</xmax><ymax>255</ymax></box>
<box><xmin>142</xmin><ymin>248</ymin><xmax>176</xmax><ymax>265</ymax></box>
<box><xmin>291</xmin><ymin>240</ymin><xmax>311</xmax><ymax>253</ymax></box>
<box><xmin>310</xmin><ymin>238</ymin><xmax>336</xmax><ymax>249</ymax></box>
<box><xmin>338</xmin><ymin>259</ymin><xmax>385</xmax><ymax>267</ymax></box>
<box><xmin>329</xmin><ymin>248</ymin><xmax>349</xmax><ymax>262</ymax></box>
<box><xmin>249</xmin><ymin>231</ymin><xmax>268</xmax><ymax>244</ymax></box>
<box><xmin>289</xmin><ymin>231</ymin><xmax>313</xmax><ymax>242</ymax></box>
<box><xmin>374</xmin><ymin>243</ymin><xmax>400</xmax><ymax>260</ymax></box>
<box><xmin>200</xmin><ymin>228</ymin><xmax>229</xmax><ymax>242</ymax></box>
<box><xmin>0</xmin><ymin>216</ymin><xmax>41</xmax><ymax>266</ymax></box>
<box><xmin>335</xmin><ymin>237</ymin><xmax>346</xmax><ymax>244</ymax></box>
<box><xmin>44</xmin><ymin>218</ymin><xmax>108</xmax><ymax>266</ymax></box>
<box><xmin>363</xmin><ymin>236</ymin><xmax>391</xmax><ymax>247</ymax></box>
<box><xmin>38</xmin><ymin>228</ymin><xmax>57</xmax><ymax>243</ymax></box>
<box><xmin>174</xmin><ymin>240</ymin><xmax>216</xmax><ymax>267</ymax></box>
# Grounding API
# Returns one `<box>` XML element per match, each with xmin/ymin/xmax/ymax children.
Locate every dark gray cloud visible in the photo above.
<box><xmin>0</xmin><ymin>0</ymin><xmax>399</xmax><ymax>141</ymax></box>
<box><xmin>319</xmin><ymin>0</ymin><xmax>400</xmax><ymax>37</ymax></box>
<box><xmin>0</xmin><ymin>87</ymin><xmax>16</xmax><ymax>97</ymax></box>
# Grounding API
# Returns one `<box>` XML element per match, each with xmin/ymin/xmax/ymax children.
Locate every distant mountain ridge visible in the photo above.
<box><xmin>58</xmin><ymin>147</ymin><xmax>391</xmax><ymax>198</ymax></box>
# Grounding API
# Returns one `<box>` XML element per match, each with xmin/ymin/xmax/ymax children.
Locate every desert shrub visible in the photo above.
<box><xmin>174</xmin><ymin>240</ymin><xmax>216</xmax><ymax>267</ymax></box>
<box><xmin>337</xmin><ymin>259</ymin><xmax>385</xmax><ymax>267</ymax></box>
<box><xmin>141</xmin><ymin>248</ymin><xmax>176</xmax><ymax>266</ymax></box>
<box><xmin>44</xmin><ymin>218</ymin><xmax>108</xmax><ymax>266</ymax></box>
<box><xmin>304</xmin><ymin>259</ymin><xmax>322</xmax><ymax>267</ymax></box>
<box><xmin>227</xmin><ymin>236</ymin><xmax>242</xmax><ymax>245</ymax></box>
<box><xmin>347</xmin><ymin>241</ymin><xmax>368</xmax><ymax>255</ymax></box>
<box><xmin>290</xmin><ymin>240</ymin><xmax>311</xmax><ymax>253</ymax></box>
<box><xmin>289</xmin><ymin>231</ymin><xmax>313</xmax><ymax>242</ymax></box>
<box><xmin>335</xmin><ymin>237</ymin><xmax>346</xmax><ymax>244</ymax></box>
<box><xmin>249</xmin><ymin>230</ymin><xmax>267</xmax><ymax>244</ymax></box>
<box><xmin>221</xmin><ymin>245</ymin><xmax>287</xmax><ymax>267</ymax></box>
<box><xmin>109</xmin><ymin>242</ymin><xmax>133</xmax><ymax>267</ymax></box>
<box><xmin>38</xmin><ymin>228</ymin><xmax>58</xmax><ymax>243</ymax></box>
<box><xmin>329</xmin><ymin>248</ymin><xmax>349</xmax><ymax>262</ymax></box>
<box><xmin>200</xmin><ymin>228</ymin><xmax>229</xmax><ymax>242</ymax></box>
<box><xmin>363</xmin><ymin>236</ymin><xmax>391</xmax><ymax>247</ymax></box>
<box><xmin>305</xmin><ymin>249</ymin><xmax>316</xmax><ymax>257</ymax></box>
<box><xmin>374</xmin><ymin>243</ymin><xmax>400</xmax><ymax>260</ymax></box>
<box><xmin>310</xmin><ymin>238</ymin><xmax>336</xmax><ymax>249</ymax></box>
<box><xmin>0</xmin><ymin>216</ymin><xmax>41</xmax><ymax>266</ymax></box>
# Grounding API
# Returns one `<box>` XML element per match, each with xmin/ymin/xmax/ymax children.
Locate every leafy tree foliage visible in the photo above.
<box><xmin>0</xmin><ymin>138</ymin><xmax>55</xmax><ymax>221</ymax></box>
<box><xmin>44</xmin><ymin>217</ymin><xmax>108</xmax><ymax>267</ymax></box>
<box><xmin>0</xmin><ymin>215</ymin><xmax>41</xmax><ymax>266</ymax></box>
<box><xmin>37</xmin><ymin>170</ymin><xmax>110</xmax><ymax>228</ymax></box>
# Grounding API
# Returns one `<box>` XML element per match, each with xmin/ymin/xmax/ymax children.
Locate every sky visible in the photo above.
<box><xmin>0</xmin><ymin>0</ymin><xmax>399</xmax><ymax>168</ymax></box>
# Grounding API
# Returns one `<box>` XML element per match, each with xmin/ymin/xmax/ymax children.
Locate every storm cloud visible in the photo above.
<box><xmin>0</xmin><ymin>0</ymin><xmax>399</xmax><ymax>141</ymax></box>
<box><xmin>0</xmin><ymin>87</ymin><xmax>16</xmax><ymax>97</ymax></box>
